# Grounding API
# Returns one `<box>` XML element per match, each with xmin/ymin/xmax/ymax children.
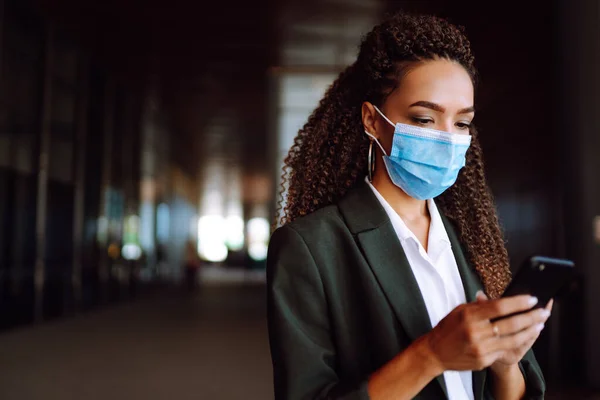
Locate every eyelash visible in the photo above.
<box><xmin>411</xmin><ymin>117</ymin><xmax>432</xmax><ymax>126</ymax></box>
<box><xmin>411</xmin><ymin>117</ymin><xmax>471</xmax><ymax>130</ymax></box>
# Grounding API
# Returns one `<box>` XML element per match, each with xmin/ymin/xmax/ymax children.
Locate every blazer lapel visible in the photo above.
<box><xmin>356</xmin><ymin>226</ymin><xmax>433</xmax><ymax>342</ymax></box>
<box><xmin>442</xmin><ymin>215</ymin><xmax>488</xmax><ymax>400</ymax></box>
<box><xmin>338</xmin><ymin>182</ymin><xmax>449</xmax><ymax>397</ymax></box>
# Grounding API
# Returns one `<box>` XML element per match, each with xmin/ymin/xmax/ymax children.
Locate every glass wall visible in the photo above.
<box><xmin>272</xmin><ymin>72</ymin><xmax>337</xmax><ymax>225</ymax></box>
<box><xmin>0</xmin><ymin>0</ymin><xmax>200</xmax><ymax>329</ymax></box>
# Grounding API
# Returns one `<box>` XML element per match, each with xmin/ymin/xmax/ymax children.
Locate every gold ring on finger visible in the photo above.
<box><xmin>492</xmin><ymin>324</ymin><xmax>500</xmax><ymax>337</ymax></box>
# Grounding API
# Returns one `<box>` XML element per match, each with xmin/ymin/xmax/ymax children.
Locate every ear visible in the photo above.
<box><xmin>361</xmin><ymin>102</ymin><xmax>379</xmax><ymax>139</ymax></box>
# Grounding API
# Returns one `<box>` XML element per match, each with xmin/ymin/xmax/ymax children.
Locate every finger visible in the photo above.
<box><xmin>476</xmin><ymin>295</ymin><xmax>539</xmax><ymax>320</ymax></box>
<box><xmin>506</xmin><ymin>330</ymin><xmax>540</xmax><ymax>362</ymax></box>
<box><xmin>478</xmin><ymin>350</ymin><xmax>505</xmax><ymax>370</ymax></box>
<box><xmin>545</xmin><ymin>299</ymin><xmax>554</xmax><ymax>313</ymax></box>
<box><xmin>492</xmin><ymin>307</ymin><xmax>550</xmax><ymax>337</ymax></box>
<box><xmin>487</xmin><ymin>322</ymin><xmax>544</xmax><ymax>353</ymax></box>
<box><xmin>476</xmin><ymin>290</ymin><xmax>488</xmax><ymax>302</ymax></box>
<box><xmin>519</xmin><ymin>334</ymin><xmax>538</xmax><ymax>354</ymax></box>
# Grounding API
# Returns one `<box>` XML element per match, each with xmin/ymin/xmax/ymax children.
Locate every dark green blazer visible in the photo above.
<box><xmin>267</xmin><ymin>181</ymin><xmax>545</xmax><ymax>400</ymax></box>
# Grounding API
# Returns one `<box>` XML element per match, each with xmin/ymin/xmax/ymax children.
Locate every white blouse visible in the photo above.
<box><xmin>366</xmin><ymin>178</ymin><xmax>474</xmax><ymax>400</ymax></box>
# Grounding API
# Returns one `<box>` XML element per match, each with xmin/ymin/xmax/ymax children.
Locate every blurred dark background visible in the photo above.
<box><xmin>0</xmin><ymin>0</ymin><xmax>598</xmax><ymax>398</ymax></box>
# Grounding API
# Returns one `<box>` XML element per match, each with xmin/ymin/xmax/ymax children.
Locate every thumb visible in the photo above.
<box><xmin>475</xmin><ymin>290</ymin><xmax>489</xmax><ymax>302</ymax></box>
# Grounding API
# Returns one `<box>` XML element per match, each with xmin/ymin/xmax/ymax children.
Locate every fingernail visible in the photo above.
<box><xmin>529</xmin><ymin>297</ymin><xmax>539</xmax><ymax>306</ymax></box>
<box><xmin>536</xmin><ymin>323</ymin><xmax>545</xmax><ymax>331</ymax></box>
<box><xmin>541</xmin><ymin>309</ymin><xmax>551</xmax><ymax>318</ymax></box>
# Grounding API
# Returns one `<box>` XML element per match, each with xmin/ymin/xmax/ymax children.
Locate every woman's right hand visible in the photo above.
<box><xmin>423</xmin><ymin>294</ymin><xmax>547</xmax><ymax>373</ymax></box>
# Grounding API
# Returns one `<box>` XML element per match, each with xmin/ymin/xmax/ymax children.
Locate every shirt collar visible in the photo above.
<box><xmin>364</xmin><ymin>177</ymin><xmax>451</xmax><ymax>246</ymax></box>
<box><xmin>427</xmin><ymin>193</ymin><xmax>451</xmax><ymax>246</ymax></box>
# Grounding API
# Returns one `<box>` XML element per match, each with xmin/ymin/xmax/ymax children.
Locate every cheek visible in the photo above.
<box><xmin>380</xmin><ymin>133</ymin><xmax>395</xmax><ymax>155</ymax></box>
<box><xmin>375</xmin><ymin>121</ymin><xmax>395</xmax><ymax>154</ymax></box>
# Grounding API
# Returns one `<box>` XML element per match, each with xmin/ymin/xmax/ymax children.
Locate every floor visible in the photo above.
<box><xmin>0</xmin><ymin>284</ymin><xmax>273</xmax><ymax>400</ymax></box>
<box><xmin>0</xmin><ymin>283</ymin><xmax>598</xmax><ymax>400</ymax></box>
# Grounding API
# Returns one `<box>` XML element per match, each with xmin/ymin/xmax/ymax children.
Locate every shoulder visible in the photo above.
<box><xmin>267</xmin><ymin>205</ymin><xmax>346</xmax><ymax>291</ymax></box>
<box><xmin>268</xmin><ymin>202</ymin><xmax>351</xmax><ymax>264</ymax></box>
<box><xmin>281</xmin><ymin>204</ymin><xmax>345</xmax><ymax>238</ymax></box>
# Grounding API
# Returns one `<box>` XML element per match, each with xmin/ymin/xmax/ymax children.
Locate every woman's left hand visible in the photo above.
<box><xmin>475</xmin><ymin>291</ymin><xmax>553</xmax><ymax>371</ymax></box>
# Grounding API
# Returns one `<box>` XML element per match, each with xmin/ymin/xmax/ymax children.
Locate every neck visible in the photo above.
<box><xmin>371</xmin><ymin>172</ymin><xmax>429</xmax><ymax>221</ymax></box>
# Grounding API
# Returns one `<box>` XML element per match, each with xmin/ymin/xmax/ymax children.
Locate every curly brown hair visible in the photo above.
<box><xmin>277</xmin><ymin>12</ymin><xmax>511</xmax><ymax>298</ymax></box>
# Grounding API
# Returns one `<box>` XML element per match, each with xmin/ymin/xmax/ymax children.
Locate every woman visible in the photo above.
<box><xmin>267</xmin><ymin>13</ymin><xmax>550</xmax><ymax>400</ymax></box>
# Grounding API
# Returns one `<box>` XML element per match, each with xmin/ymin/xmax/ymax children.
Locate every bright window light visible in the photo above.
<box><xmin>247</xmin><ymin>218</ymin><xmax>269</xmax><ymax>242</ymax></box>
<box><xmin>247</xmin><ymin>217</ymin><xmax>270</xmax><ymax>261</ymax></box>
<box><xmin>123</xmin><ymin>215</ymin><xmax>140</xmax><ymax>244</ymax></box>
<box><xmin>96</xmin><ymin>216</ymin><xmax>108</xmax><ymax>244</ymax></box>
<box><xmin>248</xmin><ymin>242</ymin><xmax>268</xmax><ymax>261</ymax></box>
<box><xmin>122</xmin><ymin>243</ymin><xmax>142</xmax><ymax>260</ymax></box>
<box><xmin>156</xmin><ymin>203</ymin><xmax>170</xmax><ymax>243</ymax></box>
<box><xmin>199</xmin><ymin>242</ymin><xmax>228</xmax><ymax>263</ymax></box>
<box><xmin>198</xmin><ymin>215</ymin><xmax>228</xmax><ymax>262</ymax></box>
<box><xmin>139</xmin><ymin>201</ymin><xmax>155</xmax><ymax>251</ymax></box>
<box><xmin>225</xmin><ymin>215</ymin><xmax>245</xmax><ymax>251</ymax></box>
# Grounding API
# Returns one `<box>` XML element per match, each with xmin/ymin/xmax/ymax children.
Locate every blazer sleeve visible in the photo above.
<box><xmin>267</xmin><ymin>225</ymin><xmax>371</xmax><ymax>400</ymax></box>
<box><xmin>518</xmin><ymin>348</ymin><xmax>546</xmax><ymax>399</ymax></box>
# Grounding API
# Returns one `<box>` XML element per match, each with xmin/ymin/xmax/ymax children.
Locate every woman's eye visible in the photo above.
<box><xmin>456</xmin><ymin>122</ymin><xmax>471</xmax><ymax>130</ymax></box>
<box><xmin>411</xmin><ymin>117</ymin><xmax>432</xmax><ymax>126</ymax></box>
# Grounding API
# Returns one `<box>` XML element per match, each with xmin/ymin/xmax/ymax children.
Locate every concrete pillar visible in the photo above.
<box><xmin>34</xmin><ymin>25</ymin><xmax>53</xmax><ymax>322</ymax></box>
<box><xmin>98</xmin><ymin>79</ymin><xmax>115</xmax><ymax>303</ymax></box>
<box><xmin>70</xmin><ymin>54</ymin><xmax>90</xmax><ymax>312</ymax></box>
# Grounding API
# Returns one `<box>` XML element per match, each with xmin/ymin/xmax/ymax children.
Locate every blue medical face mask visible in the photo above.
<box><xmin>364</xmin><ymin>105</ymin><xmax>472</xmax><ymax>200</ymax></box>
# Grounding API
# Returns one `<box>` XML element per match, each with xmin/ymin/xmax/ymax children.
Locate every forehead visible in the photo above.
<box><xmin>386</xmin><ymin>59</ymin><xmax>474</xmax><ymax>110</ymax></box>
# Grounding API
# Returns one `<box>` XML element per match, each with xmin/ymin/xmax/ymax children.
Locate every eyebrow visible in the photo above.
<box><xmin>409</xmin><ymin>101</ymin><xmax>475</xmax><ymax>114</ymax></box>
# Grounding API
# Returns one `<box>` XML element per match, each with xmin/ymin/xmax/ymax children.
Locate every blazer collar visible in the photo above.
<box><xmin>338</xmin><ymin>180</ymin><xmax>389</xmax><ymax>234</ymax></box>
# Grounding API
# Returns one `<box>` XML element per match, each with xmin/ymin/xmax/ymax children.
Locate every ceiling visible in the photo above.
<box><xmin>36</xmin><ymin>0</ymin><xmax>384</xmax><ymax>181</ymax></box>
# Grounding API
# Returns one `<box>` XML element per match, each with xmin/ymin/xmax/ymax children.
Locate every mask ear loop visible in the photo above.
<box><xmin>372</xmin><ymin>105</ymin><xmax>396</xmax><ymax>128</ymax></box>
<box><xmin>364</xmin><ymin>131</ymin><xmax>388</xmax><ymax>156</ymax></box>
<box><xmin>364</xmin><ymin>104</ymin><xmax>393</xmax><ymax>181</ymax></box>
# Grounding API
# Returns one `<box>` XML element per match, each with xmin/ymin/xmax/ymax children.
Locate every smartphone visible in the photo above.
<box><xmin>492</xmin><ymin>256</ymin><xmax>575</xmax><ymax>321</ymax></box>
